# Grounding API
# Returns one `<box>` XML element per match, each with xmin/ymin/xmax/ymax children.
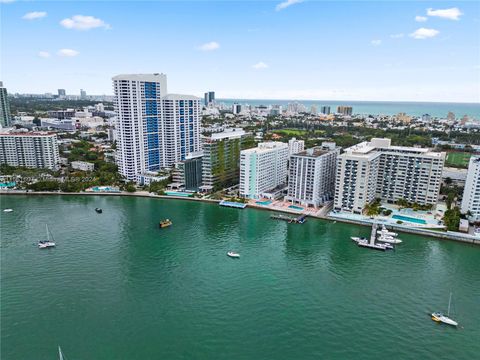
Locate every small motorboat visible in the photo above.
<box><xmin>159</xmin><ymin>219</ymin><xmax>172</xmax><ymax>228</ymax></box>
<box><xmin>351</xmin><ymin>237</ymin><xmax>367</xmax><ymax>243</ymax></box>
<box><xmin>227</xmin><ymin>251</ymin><xmax>240</xmax><ymax>258</ymax></box>
<box><xmin>3</xmin><ymin>209</ymin><xmax>13</xmax><ymax>212</ymax></box>
<box><xmin>95</xmin><ymin>208</ymin><xmax>103</xmax><ymax>214</ymax></box>
<box><xmin>377</xmin><ymin>235</ymin><xmax>402</xmax><ymax>244</ymax></box>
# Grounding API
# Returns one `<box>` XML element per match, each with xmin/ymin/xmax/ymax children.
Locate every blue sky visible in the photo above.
<box><xmin>1</xmin><ymin>0</ymin><xmax>479</xmax><ymax>102</ymax></box>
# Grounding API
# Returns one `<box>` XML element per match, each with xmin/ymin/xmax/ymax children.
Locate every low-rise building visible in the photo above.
<box><xmin>171</xmin><ymin>152</ymin><xmax>203</xmax><ymax>191</ymax></box>
<box><xmin>71</xmin><ymin>161</ymin><xmax>95</xmax><ymax>172</ymax></box>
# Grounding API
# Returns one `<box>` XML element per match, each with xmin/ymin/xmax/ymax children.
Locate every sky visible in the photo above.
<box><xmin>1</xmin><ymin>0</ymin><xmax>479</xmax><ymax>102</ymax></box>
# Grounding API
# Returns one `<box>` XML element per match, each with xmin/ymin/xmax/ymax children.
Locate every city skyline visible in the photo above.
<box><xmin>1</xmin><ymin>1</ymin><xmax>479</xmax><ymax>102</ymax></box>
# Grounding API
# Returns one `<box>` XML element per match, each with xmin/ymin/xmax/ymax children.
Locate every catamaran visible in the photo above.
<box><xmin>431</xmin><ymin>293</ymin><xmax>458</xmax><ymax>327</ymax></box>
<box><xmin>38</xmin><ymin>224</ymin><xmax>56</xmax><ymax>249</ymax></box>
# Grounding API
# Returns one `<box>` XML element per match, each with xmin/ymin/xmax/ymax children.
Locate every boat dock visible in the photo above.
<box><xmin>356</xmin><ymin>223</ymin><xmax>387</xmax><ymax>251</ymax></box>
<box><xmin>271</xmin><ymin>214</ymin><xmax>307</xmax><ymax>224</ymax></box>
<box><xmin>219</xmin><ymin>200</ymin><xmax>247</xmax><ymax>209</ymax></box>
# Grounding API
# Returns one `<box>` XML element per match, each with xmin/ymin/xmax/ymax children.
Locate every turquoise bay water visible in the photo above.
<box><xmin>219</xmin><ymin>99</ymin><xmax>480</xmax><ymax>119</ymax></box>
<box><xmin>1</xmin><ymin>195</ymin><xmax>480</xmax><ymax>359</ymax></box>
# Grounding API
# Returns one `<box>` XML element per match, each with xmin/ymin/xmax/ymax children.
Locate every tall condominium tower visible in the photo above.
<box><xmin>239</xmin><ymin>142</ymin><xmax>289</xmax><ymax>199</ymax></box>
<box><xmin>161</xmin><ymin>94</ymin><xmax>202</xmax><ymax>165</ymax></box>
<box><xmin>113</xmin><ymin>74</ymin><xmax>201</xmax><ymax>182</ymax></box>
<box><xmin>461</xmin><ymin>156</ymin><xmax>480</xmax><ymax>223</ymax></box>
<box><xmin>288</xmin><ymin>137</ymin><xmax>305</xmax><ymax>156</ymax></box>
<box><xmin>334</xmin><ymin>138</ymin><xmax>445</xmax><ymax>214</ymax></box>
<box><xmin>113</xmin><ymin>74</ymin><xmax>167</xmax><ymax>181</ymax></box>
<box><xmin>286</xmin><ymin>145</ymin><xmax>339</xmax><ymax>208</ymax></box>
<box><xmin>0</xmin><ymin>82</ymin><xmax>12</xmax><ymax>127</ymax></box>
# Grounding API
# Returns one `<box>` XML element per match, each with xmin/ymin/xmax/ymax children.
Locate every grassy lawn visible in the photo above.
<box><xmin>273</xmin><ymin>129</ymin><xmax>307</xmax><ymax>136</ymax></box>
<box><xmin>445</xmin><ymin>152</ymin><xmax>472</xmax><ymax>168</ymax></box>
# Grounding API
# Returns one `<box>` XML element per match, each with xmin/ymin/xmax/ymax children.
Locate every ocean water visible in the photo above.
<box><xmin>1</xmin><ymin>195</ymin><xmax>480</xmax><ymax>359</ymax></box>
<box><xmin>218</xmin><ymin>99</ymin><xmax>480</xmax><ymax>119</ymax></box>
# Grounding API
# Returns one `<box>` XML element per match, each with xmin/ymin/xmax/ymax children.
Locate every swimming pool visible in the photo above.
<box><xmin>91</xmin><ymin>186</ymin><xmax>120</xmax><ymax>192</ymax></box>
<box><xmin>392</xmin><ymin>214</ymin><xmax>427</xmax><ymax>224</ymax></box>
<box><xmin>165</xmin><ymin>191</ymin><xmax>193</xmax><ymax>197</ymax></box>
<box><xmin>256</xmin><ymin>200</ymin><xmax>272</xmax><ymax>206</ymax></box>
<box><xmin>288</xmin><ymin>205</ymin><xmax>304</xmax><ymax>211</ymax></box>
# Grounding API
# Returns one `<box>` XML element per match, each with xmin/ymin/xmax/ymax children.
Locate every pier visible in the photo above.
<box><xmin>219</xmin><ymin>200</ymin><xmax>247</xmax><ymax>209</ymax></box>
<box><xmin>271</xmin><ymin>213</ymin><xmax>307</xmax><ymax>224</ymax></box>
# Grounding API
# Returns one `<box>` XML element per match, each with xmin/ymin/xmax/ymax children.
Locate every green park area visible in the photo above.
<box><xmin>445</xmin><ymin>152</ymin><xmax>472</xmax><ymax>168</ymax></box>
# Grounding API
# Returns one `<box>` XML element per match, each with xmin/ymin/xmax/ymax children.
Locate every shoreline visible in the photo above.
<box><xmin>1</xmin><ymin>190</ymin><xmax>478</xmax><ymax>246</ymax></box>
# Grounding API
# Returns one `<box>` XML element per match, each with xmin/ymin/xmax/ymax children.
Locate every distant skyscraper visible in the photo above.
<box><xmin>337</xmin><ymin>106</ymin><xmax>353</xmax><ymax>116</ymax></box>
<box><xmin>447</xmin><ymin>111</ymin><xmax>455</xmax><ymax>121</ymax></box>
<box><xmin>320</xmin><ymin>106</ymin><xmax>331</xmax><ymax>115</ymax></box>
<box><xmin>461</xmin><ymin>156</ymin><xmax>480</xmax><ymax>223</ymax></box>
<box><xmin>80</xmin><ymin>89</ymin><xmax>87</xmax><ymax>99</ymax></box>
<box><xmin>0</xmin><ymin>81</ymin><xmax>12</xmax><ymax>127</ymax></box>
<box><xmin>58</xmin><ymin>89</ymin><xmax>66</xmax><ymax>97</ymax></box>
<box><xmin>310</xmin><ymin>105</ymin><xmax>317</xmax><ymax>114</ymax></box>
<box><xmin>204</xmin><ymin>91</ymin><xmax>215</xmax><ymax>106</ymax></box>
<box><xmin>232</xmin><ymin>103</ymin><xmax>241</xmax><ymax>114</ymax></box>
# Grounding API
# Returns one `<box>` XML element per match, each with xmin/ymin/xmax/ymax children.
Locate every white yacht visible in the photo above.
<box><xmin>3</xmin><ymin>208</ymin><xmax>13</xmax><ymax>212</ymax></box>
<box><xmin>377</xmin><ymin>225</ymin><xmax>398</xmax><ymax>237</ymax></box>
<box><xmin>377</xmin><ymin>235</ymin><xmax>402</xmax><ymax>244</ymax></box>
<box><xmin>38</xmin><ymin>224</ymin><xmax>56</xmax><ymax>249</ymax></box>
<box><xmin>227</xmin><ymin>251</ymin><xmax>240</xmax><ymax>258</ymax></box>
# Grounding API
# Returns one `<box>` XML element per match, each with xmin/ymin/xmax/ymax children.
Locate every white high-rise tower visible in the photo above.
<box><xmin>461</xmin><ymin>156</ymin><xmax>480</xmax><ymax>223</ymax></box>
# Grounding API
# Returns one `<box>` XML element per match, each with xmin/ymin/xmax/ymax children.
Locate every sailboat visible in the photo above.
<box><xmin>38</xmin><ymin>224</ymin><xmax>56</xmax><ymax>249</ymax></box>
<box><xmin>431</xmin><ymin>293</ymin><xmax>458</xmax><ymax>327</ymax></box>
<box><xmin>58</xmin><ymin>346</ymin><xmax>65</xmax><ymax>360</ymax></box>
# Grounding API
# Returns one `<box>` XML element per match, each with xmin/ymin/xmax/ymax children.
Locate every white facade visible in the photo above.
<box><xmin>113</xmin><ymin>74</ymin><xmax>201</xmax><ymax>182</ymax></box>
<box><xmin>288</xmin><ymin>137</ymin><xmax>305</xmax><ymax>156</ymax></box>
<box><xmin>239</xmin><ymin>142</ymin><xmax>288</xmax><ymax>199</ymax></box>
<box><xmin>286</xmin><ymin>146</ymin><xmax>339</xmax><ymax>208</ymax></box>
<box><xmin>334</xmin><ymin>138</ymin><xmax>446</xmax><ymax>214</ymax></box>
<box><xmin>0</xmin><ymin>131</ymin><xmax>59</xmax><ymax>170</ymax></box>
<box><xmin>71</xmin><ymin>161</ymin><xmax>95</xmax><ymax>172</ymax></box>
<box><xmin>161</xmin><ymin>94</ymin><xmax>202</xmax><ymax>166</ymax></box>
<box><xmin>461</xmin><ymin>156</ymin><xmax>480</xmax><ymax>222</ymax></box>
<box><xmin>113</xmin><ymin>74</ymin><xmax>167</xmax><ymax>181</ymax></box>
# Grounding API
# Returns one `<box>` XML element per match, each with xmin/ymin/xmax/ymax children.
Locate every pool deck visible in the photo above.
<box><xmin>2</xmin><ymin>190</ymin><xmax>478</xmax><ymax>245</ymax></box>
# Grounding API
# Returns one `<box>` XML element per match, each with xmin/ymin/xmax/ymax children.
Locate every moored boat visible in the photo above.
<box><xmin>159</xmin><ymin>219</ymin><xmax>172</xmax><ymax>228</ymax></box>
<box><xmin>95</xmin><ymin>208</ymin><xmax>103</xmax><ymax>213</ymax></box>
<box><xmin>227</xmin><ymin>251</ymin><xmax>240</xmax><ymax>258</ymax></box>
<box><xmin>3</xmin><ymin>208</ymin><xmax>13</xmax><ymax>212</ymax></box>
<box><xmin>377</xmin><ymin>235</ymin><xmax>402</xmax><ymax>244</ymax></box>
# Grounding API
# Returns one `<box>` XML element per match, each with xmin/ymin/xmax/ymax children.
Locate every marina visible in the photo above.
<box><xmin>1</xmin><ymin>195</ymin><xmax>479</xmax><ymax>359</ymax></box>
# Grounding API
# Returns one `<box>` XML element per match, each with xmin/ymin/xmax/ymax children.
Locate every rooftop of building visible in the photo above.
<box><xmin>112</xmin><ymin>73</ymin><xmax>167</xmax><ymax>81</ymax></box>
<box><xmin>293</xmin><ymin>147</ymin><xmax>333</xmax><ymax>158</ymax></box>
<box><xmin>162</xmin><ymin>94</ymin><xmax>201</xmax><ymax>101</ymax></box>
<box><xmin>205</xmin><ymin>128</ymin><xmax>246</xmax><ymax>141</ymax></box>
<box><xmin>241</xmin><ymin>141</ymin><xmax>288</xmax><ymax>154</ymax></box>
<box><xmin>343</xmin><ymin>138</ymin><xmax>444</xmax><ymax>159</ymax></box>
<box><xmin>0</xmin><ymin>131</ymin><xmax>56</xmax><ymax>137</ymax></box>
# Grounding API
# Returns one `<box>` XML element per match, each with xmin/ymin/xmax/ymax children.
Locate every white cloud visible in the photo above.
<box><xmin>415</xmin><ymin>16</ymin><xmax>427</xmax><ymax>22</ymax></box>
<box><xmin>22</xmin><ymin>11</ymin><xmax>47</xmax><ymax>20</ymax></box>
<box><xmin>57</xmin><ymin>49</ymin><xmax>79</xmax><ymax>57</ymax></box>
<box><xmin>197</xmin><ymin>41</ymin><xmax>220</xmax><ymax>51</ymax></box>
<box><xmin>60</xmin><ymin>15</ymin><xmax>110</xmax><ymax>31</ymax></box>
<box><xmin>390</xmin><ymin>33</ymin><xmax>404</xmax><ymax>39</ymax></box>
<box><xmin>409</xmin><ymin>28</ymin><xmax>439</xmax><ymax>39</ymax></box>
<box><xmin>371</xmin><ymin>39</ymin><xmax>382</xmax><ymax>46</ymax></box>
<box><xmin>276</xmin><ymin>0</ymin><xmax>303</xmax><ymax>11</ymax></box>
<box><xmin>427</xmin><ymin>7</ymin><xmax>462</xmax><ymax>20</ymax></box>
<box><xmin>252</xmin><ymin>62</ymin><xmax>269</xmax><ymax>69</ymax></box>
<box><xmin>38</xmin><ymin>51</ymin><xmax>51</xmax><ymax>58</ymax></box>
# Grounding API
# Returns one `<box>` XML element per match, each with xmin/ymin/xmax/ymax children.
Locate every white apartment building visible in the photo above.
<box><xmin>286</xmin><ymin>146</ymin><xmax>339</xmax><ymax>208</ymax></box>
<box><xmin>239</xmin><ymin>142</ymin><xmax>288</xmax><ymax>199</ymax></box>
<box><xmin>461</xmin><ymin>156</ymin><xmax>480</xmax><ymax>223</ymax></box>
<box><xmin>71</xmin><ymin>161</ymin><xmax>95</xmax><ymax>172</ymax></box>
<box><xmin>112</xmin><ymin>74</ymin><xmax>201</xmax><ymax>182</ymax></box>
<box><xmin>0</xmin><ymin>131</ymin><xmax>59</xmax><ymax>170</ymax></box>
<box><xmin>334</xmin><ymin>138</ymin><xmax>445</xmax><ymax>214</ymax></box>
<box><xmin>288</xmin><ymin>137</ymin><xmax>305</xmax><ymax>156</ymax></box>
